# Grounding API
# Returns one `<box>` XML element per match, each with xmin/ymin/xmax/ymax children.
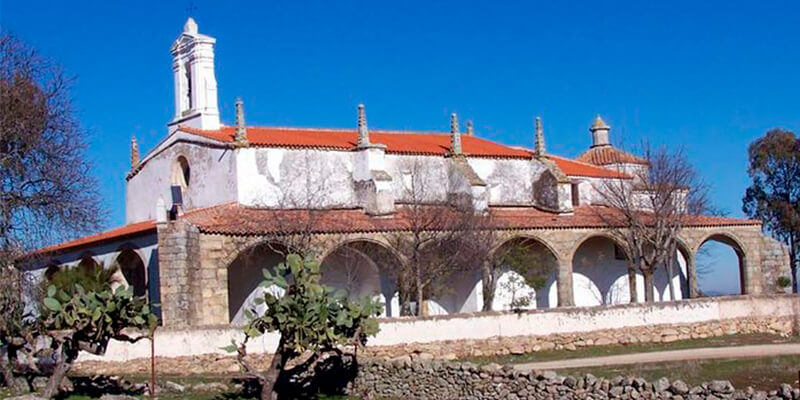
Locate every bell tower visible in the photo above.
<box><xmin>168</xmin><ymin>18</ymin><xmax>220</xmax><ymax>131</ymax></box>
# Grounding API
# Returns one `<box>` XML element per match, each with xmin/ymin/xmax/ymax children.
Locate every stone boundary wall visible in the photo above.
<box><xmin>77</xmin><ymin>294</ymin><xmax>799</xmax><ymax>367</ymax></box>
<box><xmin>349</xmin><ymin>359</ymin><xmax>799</xmax><ymax>399</ymax></box>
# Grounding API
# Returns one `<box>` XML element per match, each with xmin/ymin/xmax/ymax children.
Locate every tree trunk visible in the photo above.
<box><xmin>790</xmin><ymin>238</ymin><xmax>798</xmax><ymax>294</ymax></box>
<box><xmin>261</xmin><ymin>348</ymin><xmax>286</xmax><ymax>400</ymax></box>
<box><xmin>627</xmin><ymin>263</ymin><xmax>638</xmax><ymax>303</ymax></box>
<box><xmin>0</xmin><ymin>347</ymin><xmax>23</xmax><ymax>395</ymax></box>
<box><xmin>642</xmin><ymin>269</ymin><xmax>655</xmax><ymax>302</ymax></box>
<box><xmin>42</xmin><ymin>344</ymin><xmax>70</xmax><ymax>399</ymax></box>
<box><xmin>399</xmin><ymin>288</ymin><xmax>413</xmax><ymax>316</ymax></box>
<box><xmin>481</xmin><ymin>262</ymin><xmax>496</xmax><ymax>311</ymax></box>
<box><xmin>415</xmin><ymin>270</ymin><xmax>425</xmax><ymax>317</ymax></box>
<box><xmin>665</xmin><ymin>253</ymin><xmax>677</xmax><ymax>301</ymax></box>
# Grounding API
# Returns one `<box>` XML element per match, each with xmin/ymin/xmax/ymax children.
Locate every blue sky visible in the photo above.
<box><xmin>2</xmin><ymin>1</ymin><xmax>798</xmax><ymax>293</ymax></box>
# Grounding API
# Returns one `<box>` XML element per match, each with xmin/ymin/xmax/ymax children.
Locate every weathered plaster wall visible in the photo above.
<box><xmin>236</xmin><ymin>148</ymin><xmax>356</xmax><ymax>208</ymax></box>
<box><xmin>126</xmin><ymin>139</ymin><xmax>236</xmax><ymax>223</ymax></box>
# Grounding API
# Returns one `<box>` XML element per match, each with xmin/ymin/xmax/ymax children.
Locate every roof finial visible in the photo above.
<box><xmin>589</xmin><ymin>114</ymin><xmax>611</xmax><ymax>147</ymax></box>
<box><xmin>184</xmin><ymin>17</ymin><xmax>198</xmax><ymax>34</ymax></box>
<box><xmin>535</xmin><ymin>116</ymin><xmax>546</xmax><ymax>157</ymax></box>
<box><xmin>234</xmin><ymin>97</ymin><xmax>249</xmax><ymax>146</ymax></box>
<box><xmin>357</xmin><ymin>104</ymin><xmax>370</xmax><ymax>147</ymax></box>
<box><xmin>450</xmin><ymin>113</ymin><xmax>462</xmax><ymax>155</ymax></box>
<box><xmin>130</xmin><ymin>134</ymin><xmax>140</xmax><ymax>168</ymax></box>
<box><xmin>466</xmin><ymin>120</ymin><xmax>474</xmax><ymax>136</ymax></box>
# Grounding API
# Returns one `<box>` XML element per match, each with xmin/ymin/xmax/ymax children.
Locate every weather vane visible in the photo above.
<box><xmin>186</xmin><ymin>0</ymin><xmax>198</xmax><ymax>16</ymax></box>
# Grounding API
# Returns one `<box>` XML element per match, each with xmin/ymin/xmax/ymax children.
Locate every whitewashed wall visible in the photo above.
<box><xmin>126</xmin><ymin>138</ymin><xmax>237</xmax><ymax>223</ymax></box>
<box><xmin>237</xmin><ymin>148</ymin><xmax>356</xmax><ymax>208</ymax></box>
<box><xmin>83</xmin><ymin>295</ymin><xmax>798</xmax><ymax>362</ymax></box>
<box><xmin>129</xmin><ymin>139</ymin><xmax>577</xmax><ymax>221</ymax></box>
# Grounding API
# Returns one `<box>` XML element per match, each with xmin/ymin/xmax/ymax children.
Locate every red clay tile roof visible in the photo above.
<box><xmin>577</xmin><ymin>146</ymin><xmax>648</xmax><ymax>166</ymax></box>
<box><xmin>183</xmin><ymin>203</ymin><xmax>759</xmax><ymax>236</ymax></box>
<box><xmin>33</xmin><ymin>205</ymin><xmax>759</xmax><ymax>254</ymax></box>
<box><xmin>35</xmin><ymin>220</ymin><xmax>156</xmax><ymax>255</ymax></box>
<box><xmin>548</xmin><ymin>156</ymin><xmax>631</xmax><ymax>179</ymax></box>
<box><xmin>179</xmin><ymin>125</ymin><xmax>630</xmax><ymax>179</ymax></box>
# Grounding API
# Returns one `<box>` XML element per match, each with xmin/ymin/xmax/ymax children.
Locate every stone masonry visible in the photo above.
<box><xmin>155</xmin><ymin>219</ymin><xmax>791</xmax><ymax>327</ymax></box>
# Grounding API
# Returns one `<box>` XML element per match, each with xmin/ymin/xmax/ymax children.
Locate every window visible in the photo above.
<box><xmin>173</xmin><ymin>156</ymin><xmax>191</xmax><ymax>188</ymax></box>
<box><xmin>571</xmin><ymin>183</ymin><xmax>580</xmax><ymax>206</ymax></box>
<box><xmin>185</xmin><ymin>63</ymin><xmax>192</xmax><ymax>109</ymax></box>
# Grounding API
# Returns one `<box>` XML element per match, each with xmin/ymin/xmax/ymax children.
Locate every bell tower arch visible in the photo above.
<box><xmin>168</xmin><ymin>17</ymin><xmax>220</xmax><ymax>131</ymax></box>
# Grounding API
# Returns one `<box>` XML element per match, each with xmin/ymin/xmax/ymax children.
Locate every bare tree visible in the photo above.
<box><xmin>594</xmin><ymin>144</ymin><xmax>710</xmax><ymax>302</ymax></box>
<box><xmin>250</xmin><ymin>150</ymin><xmax>349</xmax><ymax>256</ymax></box>
<box><xmin>0</xmin><ymin>33</ymin><xmax>103</xmax><ymax>395</ymax></box>
<box><xmin>0</xmin><ymin>34</ymin><xmax>103</xmax><ymax>262</ymax></box>
<box><xmin>382</xmin><ymin>159</ymin><xmax>488</xmax><ymax>316</ymax></box>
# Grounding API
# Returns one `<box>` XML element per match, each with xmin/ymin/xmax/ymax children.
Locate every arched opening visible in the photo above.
<box><xmin>44</xmin><ymin>263</ymin><xmax>60</xmax><ymax>281</ymax></box>
<box><xmin>227</xmin><ymin>242</ymin><xmax>287</xmax><ymax>325</ymax></box>
<box><xmin>489</xmin><ymin>237</ymin><xmax>558</xmax><ymax>311</ymax></box>
<box><xmin>320</xmin><ymin>241</ymin><xmax>401</xmax><ymax>317</ymax></box>
<box><xmin>572</xmin><ymin>236</ymin><xmax>632</xmax><ymax>306</ymax></box>
<box><xmin>655</xmin><ymin>244</ymin><xmax>690</xmax><ymax>302</ymax></box>
<box><xmin>172</xmin><ymin>156</ymin><xmax>191</xmax><ymax>188</ymax></box>
<box><xmin>427</xmin><ymin>264</ymin><xmax>484</xmax><ymax>316</ymax></box>
<box><xmin>696</xmin><ymin>234</ymin><xmax>746</xmax><ymax>296</ymax></box>
<box><xmin>114</xmin><ymin>249</ymin><xmax>147</xmax><ymax>297</ymax></box>
<box><xmin>77</xmin><ymin>255</ymin><xmax>100</xmax><ymax>274</ymax></box>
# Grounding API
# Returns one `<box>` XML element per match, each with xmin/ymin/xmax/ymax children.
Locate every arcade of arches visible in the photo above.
<box><xmin>154</xmin><ymin>221</ymin><xmax>791</xmax><ymax>328</ymax></box>
<box><xmin>44</xmin><ymin>249</ymin><xmax>149</xmax><ymax>299</ymax></box>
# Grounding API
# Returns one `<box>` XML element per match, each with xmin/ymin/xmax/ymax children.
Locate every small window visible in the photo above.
<box><xmin>571</xmin><ymin>183</ymin><xmax>580</xmax><ymax>206</ymax></box>
<box><xmin>173</xmin><ymin>156</ymin><xmax>191</xmax><ymax>188</ymax></box>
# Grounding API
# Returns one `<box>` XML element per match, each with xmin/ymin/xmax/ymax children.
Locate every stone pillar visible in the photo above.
<box><xmin>687</xmin><ymin>251</ymin><xmax>698</xmax><ymax>298</ymax></box>
<box><xmin>557</xmin><ymin>257</ymin><xmax>575</xmax><ymax>307</ymax></box>
<box><xmin>194</xmin><ymin>233</ymin><xmax>232</xmax><ymax>325</ymax></box>
<box><xmin>156</xmin><ymin>220</ymin><xmax>201</xmax><ymax>327</ymax></box>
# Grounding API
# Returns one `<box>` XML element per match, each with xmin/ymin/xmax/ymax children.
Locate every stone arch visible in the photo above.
<box><xmin>226</xmin><ymin>241</ymin><xmax>289</xmax><ymax>324</ymax></box>
<box><xmin>114</xmin><ymin>247</ymin><xmax>147</xmax><ymax>297</ymax></box>
<box><xmin>319</xmin><ymin>240</ymin><xmax>403</xmax><ymax>317</ymax></box>
<box><xmin>694</xmin><ymin>231</ymin><xmax>749</xmax><ymax>296</ymax></box>
<box><xmin>657</xmin><ymin>239</ymin><xmax>691</xmax><ymax>302</ymax></box>
<box><xmin>488</xmin><ymin>235</ymin><xmax>560</xmax><ymax>311</ymax></box>
<box><xmin>571</xmin><ymin>234</ymin><xmax>632</xmax><ymax>306</ymax></box>
<box><xmin>76</xmin><ymin>253</ymin><xmax>101</xmax><ymax>272</ymax></box>
<box><xmin>43</xmin><ymin>261</ymin><xmax>61</xmax><ymax>281</ymax></box>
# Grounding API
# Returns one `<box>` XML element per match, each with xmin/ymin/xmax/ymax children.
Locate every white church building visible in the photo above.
<box><xmin>32</xmin><ymin>19</ymin><xmax>789</xmax><ymax>328</ymax></box>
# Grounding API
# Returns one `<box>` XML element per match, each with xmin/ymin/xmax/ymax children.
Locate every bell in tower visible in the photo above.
<box><xmin>168</xmin><ymin>17</ymin><xmax>220</xmax><ymax>131</ymax></box>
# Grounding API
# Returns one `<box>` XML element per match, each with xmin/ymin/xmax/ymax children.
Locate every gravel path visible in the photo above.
<box><xmin>513</xmin><ymin>343</ymin><xmax>800</xmax><ymax>371</ymax></box>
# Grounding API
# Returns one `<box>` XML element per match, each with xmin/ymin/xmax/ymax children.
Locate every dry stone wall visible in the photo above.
<box><xmin>74</xmin><ymin>313</ymin><xmax>794</xmax><ymax>377</ymax></box>
<box><xmin>351</xmin><ymin>359</ymin><xmax>800</xmax><ymax>400</ymax></box>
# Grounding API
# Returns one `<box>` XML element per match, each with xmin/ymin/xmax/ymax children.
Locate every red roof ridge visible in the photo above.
<box><xmin>179</xmin><ymin>124</ymin><xmax>456</xmax><ymax>137</ymax></box>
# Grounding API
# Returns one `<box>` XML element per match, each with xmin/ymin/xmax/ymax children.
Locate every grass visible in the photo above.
<box><xmin>0</xmin><ymin>376</ymin><xmax>359</xmax><ymax>399</ymax></box>
<box><xmin>462</xmin><ymin>333</ymin><xmax>800</xmax><ymax>366</ymax></box>
<box><xmin>560</xmin><ymin>355</ymin><xmax>800</xmax><ymax>391</ymax></box>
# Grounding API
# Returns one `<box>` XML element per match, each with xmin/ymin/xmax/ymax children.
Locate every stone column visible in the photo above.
<box><xmin>687</xmin><ymin>251</ymin><xmax>699</xmax><ymax>298</ymax></box>
<box><xmin>156</xmin><ymin>220</ymin><xmax>201</xmax><ymax>327</ymax></box>
<box><xmin>194</xmin><ymin>233</ymin><xmax>232</xmax><ymax>325</ymax></box>
<box><xmin>557</xmin><ymin>257</ymin><xmax>575</xmax><ymax>307</ymax></box>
